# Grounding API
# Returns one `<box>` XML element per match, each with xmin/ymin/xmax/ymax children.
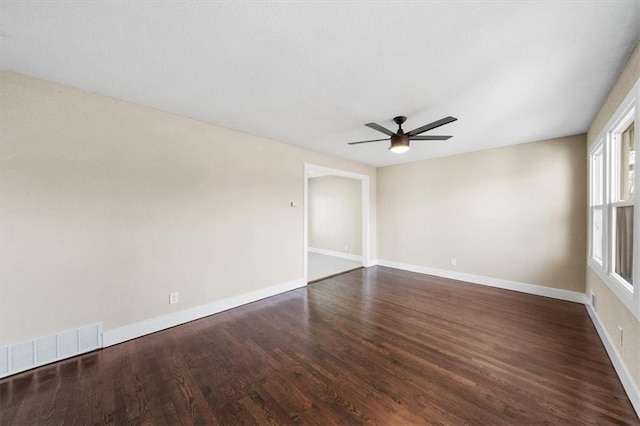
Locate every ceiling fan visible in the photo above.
<box><xmin>348</xmin><ymin>115</ymin><xmax>457</xmax><ymax>153</ymax></box>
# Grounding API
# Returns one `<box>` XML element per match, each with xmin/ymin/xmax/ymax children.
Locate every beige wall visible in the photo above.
<box><xmin>0</xmin><ymin>71</ymin><xmax>376</xmax><ymax>345</ymax></box>
<box><xmin>377</xmin><ymin>135</ymin><xmax>587</xmax><ymax>292</ymax></box>
<box><xmin>587</xmin><ymin>270</ymin><xmax>639</xmax><ymax>389</ymax></box>
<box><xmin>586</xmin><ymin>42</ymin><xmax>640</xmax><ymax>389</ymax></box>
<box><xmin>309</xmin><ymin>176</ymin><xmax>362</xmax><ymax>255</ymax></box>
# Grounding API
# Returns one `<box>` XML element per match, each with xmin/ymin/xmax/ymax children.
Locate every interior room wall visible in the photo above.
<box><xmin>308</xmin><ymin>176</ymin><xmax>362</xmax><ymax>256</ymax></box>
<box><xmin>586</xmin><ymin>41</ymin><xmax>640</xmax><ymax>390</ymax></box>
<box><xmin>0</xmin><ymin>71</ymin><xmax>377</xmax><ymax>346</ymax></box>
<box><xmin>377</xmin><ymin>134</ymin><xmax>587</xmax><ymax>293</ymax></box>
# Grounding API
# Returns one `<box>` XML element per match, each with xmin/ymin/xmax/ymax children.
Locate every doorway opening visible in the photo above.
<box><xmin>304</xmin><ymin>164</ymin><xmax>371</xmax><ymax>283</ymax></box>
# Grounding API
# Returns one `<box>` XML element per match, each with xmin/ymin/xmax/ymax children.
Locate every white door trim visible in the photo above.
<box><xmin>303</xmin><ymin>164</ymin><xmax>371</xmax><ymax>282</ymax></box>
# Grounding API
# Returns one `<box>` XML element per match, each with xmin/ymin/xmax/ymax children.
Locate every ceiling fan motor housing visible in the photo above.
<box><xmin>392</xmin><ymin>116</ymin><xmax>409</xmax><ymax>150</ymax></box>
<box><xmin>390</xmin><ymin>133</ymin><xmax>410</xmax><ymax>152</ymax></box>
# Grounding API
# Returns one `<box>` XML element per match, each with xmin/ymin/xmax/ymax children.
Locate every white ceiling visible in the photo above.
<box><xmin>1</xmin><ymin>1</ymin><xmax>639</xmax><ymax>167</ymax></box>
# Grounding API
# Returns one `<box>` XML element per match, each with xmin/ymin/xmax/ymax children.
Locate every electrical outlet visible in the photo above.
<box><xmin>169</xmin><ymin>292</ymin><xmax>179</xmax><ymax>305</ymax></box>
<box><xmin>344</xmin><ymin>245</ymin><xmax>349</xmax><ymax>251</ymax></box>
<box><xmin>450</xmin><ymin>257</ymin><xmax>457</xmax><ymax>266</ymax></box>
<box><xmin>591</xmin><ymin>291</ymin><xmax>596</xmax><ymax>310</ymax></box>
<box><xmin>618</xmin><ymin>326</ymin><xmax>623</xmax><ymax>347</ymax></box>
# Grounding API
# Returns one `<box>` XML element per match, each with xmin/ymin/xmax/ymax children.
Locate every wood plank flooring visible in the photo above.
<box><xmin>1</xmin><ymin>266</ymin><xmax>638</xmax><ymax>425</ymax></box>
<box><xmin>307</xmin><ymin>252</ymin><xmax>362</xmax><ymax>282</ymax></box>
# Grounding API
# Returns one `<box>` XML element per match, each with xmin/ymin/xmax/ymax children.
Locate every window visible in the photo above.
<box><xmin>610</xmin><ymin>117</ymin><xmax>635</xmax><ymax>289</ymax></box>
<box><xmin>589</xmin><ymin>80</ymin><xmax>639</xmax><ymax>317</ymax></box>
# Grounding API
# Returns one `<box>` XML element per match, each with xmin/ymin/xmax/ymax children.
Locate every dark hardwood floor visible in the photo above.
<box><xmin>1</xmin><ymin>266</ymin><xmax>638</xmax><ymax>425</ymax></box>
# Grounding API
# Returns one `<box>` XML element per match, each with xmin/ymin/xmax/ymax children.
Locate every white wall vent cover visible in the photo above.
<box><xmin>0</xmin><ymin>323</ymin><xmax>102</xmax><ymax>379</ymax></box>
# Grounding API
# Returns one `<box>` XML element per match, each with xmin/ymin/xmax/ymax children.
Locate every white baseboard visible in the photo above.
<box><xmin>103</xmin><ymin>278</ymin><xmax>306</xmax><ymax>347</ymax></box>
<box><xmin>586</xmin><ymin>305</ymin><xmax>640</xmax><ymax>417</ymax></box>
<box><xmin>308</xmin><ymin>247</ymin><xmax>363</xmax><ymax>262</ymax></box>
<box><xmin>377</xmin><ymin>260</ymin><xmax>586</xmax><ymax>304</ymax></box>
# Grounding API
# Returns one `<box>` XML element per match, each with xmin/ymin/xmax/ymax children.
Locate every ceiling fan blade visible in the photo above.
<box><xmin>347</xmin><ymin>138</ymin><xmax>390</xmax><ymax>145</ymax></box>
<box><xmin>411</xmin><ymin>135</ymin><xmax>453</xmax><ymax>140</ymax></box>
<box><xmin>407</xmin><ymin>116</ymin><xmax>457</xmax><ymax>137</ymax></box>
<box><xmin>365</xmin><ymin>122</ymin><xmax>396</xmax><ymax>137</ymax></box>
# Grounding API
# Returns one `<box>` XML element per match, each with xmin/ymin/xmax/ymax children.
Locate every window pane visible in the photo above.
<box><xmin>620</xmin><ymin>122</ymin><xmax>634</xmax><ymax>201</ymax></box>
<box><xmin>592</xmin><ymin>207</ymin><xmax>603</xmax><ymax>262</ymax></box>
<box><xmin>614</xmin><ymin>205</ymin><xmax>633</xmax><ymax>285</ymax></box>
<box><xmin>592</xmin><ymin>146</ymin><xmax>604</xmax><ymax>205</ymax></box>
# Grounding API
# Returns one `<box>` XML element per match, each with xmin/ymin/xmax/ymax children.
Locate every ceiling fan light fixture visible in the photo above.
<box><xmin>389</xmin><ymin>144</ymin><xmax>410</xmax><ymax>154</ymax></box>
<box><xmin>389</xmin><ymin>135</ymin><xmax>410</xmax><ymax>153</ymax></box>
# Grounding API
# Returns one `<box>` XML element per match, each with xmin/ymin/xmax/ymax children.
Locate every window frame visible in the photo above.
<box><xmin>588</xmin><ymin>78</ymin><xmax>639</xmax><ymax>319</ymax></box>
<box><xmin>589</xmin><ymin>140</ymin><xmax>605</xmax><ymax>267</ymax></box>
